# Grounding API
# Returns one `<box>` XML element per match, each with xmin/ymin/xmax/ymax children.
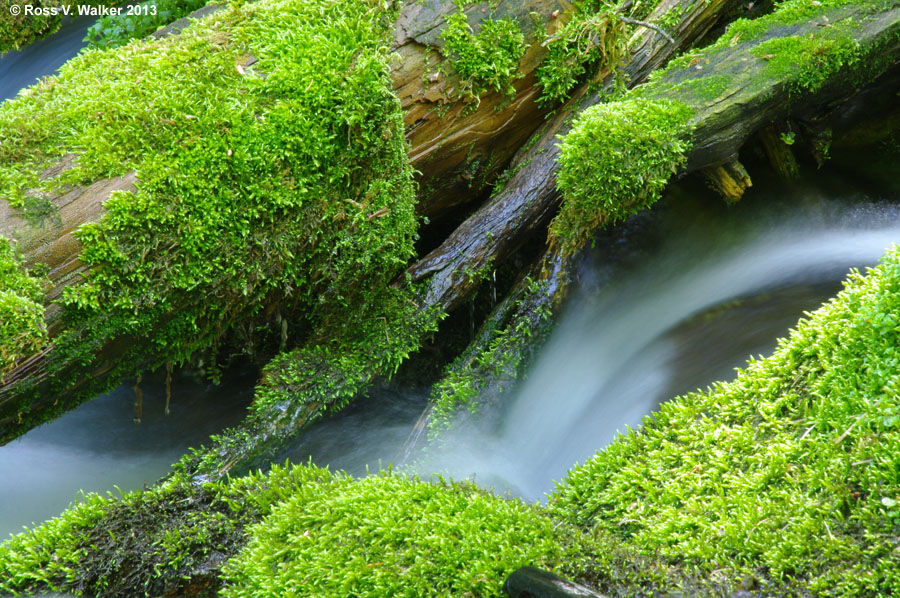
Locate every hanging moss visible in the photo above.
<box><xmin>550</xmin><ymin>246</ymin><xmax>900</xmax><ymax>595</ymax></box>
<box><xmin>551</xmin><ymin>97</ymin><xmax>693</xmax><ymax>256</ymax></box>
<box><xmin>0</xmin><ymin>0</ymin><xmax>424</xmax><ymax>432</ymax></box>
<box><xmin>534</xmin><ymin>0</ymin><xmax>631</xmax><ymax>106</ymax></box>
<box><xmin>439</xmin><ymin>0</ymin><xmax>526</xmax><ymax>101</ymax></box>
<box><xmin>428</xmin><ymin>275</ymin><xmax>554</xmax><ymax>435</ymax></box>
<box><xmin>0</xmin><ymin>236</ymin><xmax>46</xmax><ymax>382</ymax></box>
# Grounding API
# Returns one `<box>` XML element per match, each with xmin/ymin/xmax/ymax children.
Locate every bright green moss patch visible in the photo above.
<box><xmin>440</xmin><ymin>1</ymin><xmax>526</xmax><ymax>101</ymax></box>
<box><xmin>752</xmin><ymin>30</ymin><xmax>860</xmax><ymax>94</ymax></box>
<box><xmin>220</xmin><ymin>467</ymin><xmax>573</xmax><ymax>598</ymax></box>
<box><xmin>551</xmin><ymin>98</ymin><xmax>693</xmax><ymax>256</ymax></box>
<box><xmin>550</xmin><ymin>246</ymin><xmax>900</xmax><ymax>594</ymax></box>
<box><xmin>0</xmin><ymin>462</ymin><xmax>579</xmax><ymax>597</ymax></box>
<box><xmin>535</xmin><ymin>0</ymin><xmax>630</xmax><ymax>106</ymax></box>
<box><xmin>0</xmin><ymin>237</ymin><xmax>46</xmax><ymax>381</ymax></box>
<box><xmin>0</xmin><ymin>0</ymin><xmax>423</xmax><ymax>424</ymax></box>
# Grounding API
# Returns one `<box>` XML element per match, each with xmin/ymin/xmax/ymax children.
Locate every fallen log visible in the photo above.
<box><xmin>0</xmin><ymin>0</ymin><xmax>575</xmax><ymax>441</ymax></box>
<box><xmin>410</xmin><ymin>0</ymin><xmax>900</xmax><ymax>314</ymax></box>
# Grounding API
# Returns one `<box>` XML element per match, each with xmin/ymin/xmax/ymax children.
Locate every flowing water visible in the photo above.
<box><xmin>0</xmin><ymin>369</ymin><xmax>254</xmax><ymax>540</ymax></box>
<box><xmin>413</xmin><ymin>185</ymin><xmax>900</xmax><ymax>501</ymax></box>
<box><xmin>0</xmin><ymin>15</ymin><xmax>95</xmax><ymax>104</ymax></box>
<box><xmin>4</xmin><ymin>174</ymin><xmax>897</xmax><ymax>543</ymax></box>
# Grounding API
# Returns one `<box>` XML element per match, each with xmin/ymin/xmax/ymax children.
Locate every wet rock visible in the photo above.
<box><xmin>503</xmin><ymin>566</ymin><xmax>608</xmax><ymax>598</ymax></box>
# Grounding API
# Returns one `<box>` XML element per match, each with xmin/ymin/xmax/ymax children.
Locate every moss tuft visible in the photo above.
<box><xmin>0</xmin><ymin>236</ymin><xmax>46</xmax><ymax>381</ymax></box>
<box><xmin>535</xmin><ymin>0</ymin><xmax>630</xmax><ymax>106</ymax></box>
<box><xmin>439</xmin><ymin>1</ymin><xmax>526</xmax><ymax>101</ymax></box>
<box><xmin>220</xmin><ymin>467</ymin><xmax>575</xmax><ymax>598</ymax></box>
<box><xmin>551</xmin><ymin>98</ymin><xmax>693</xmax><ymax>256</ymax></box>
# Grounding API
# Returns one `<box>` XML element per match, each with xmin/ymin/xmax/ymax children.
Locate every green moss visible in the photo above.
<box><xmin>550</xmin><ymin>246</ymin><xmax>900</xmax><ymax>594</ymax></box>
<box><xmin>0</xmin><ymin>464</ymin><xmax>319</xmax><ymax>596</ymax></box>
<box><xmin>84</xmin><ymin>0</ymin><xmax>210</xmax><ymax>50</ymax></box>
<box><xmin>0</xmin><ymin>461</ymin><xmax>583</xmax><ymax>597</ymax></box>
<box><xmin>0</xmin><ymin>236</ymin><xmax>46</xmax><ymax>381</ymax></box>
<box><xmin>252</xmin><ymin>286</ymin><xmax>442</xmax><ymax>415</ymax></box>
<box><xmin>0</xmin><ymin>0</ymin><xmax>423</xmax><ymax>430</ymax></box>
<box><xmin>752</xmin><ymin>28</ymin><xmax>861</xmax><ymax>94</ymax></box>
<box><xmin>439</xmin><ymin>1</ymin><xmax>526</xmax><ymax>101</ymax></box>
<box><xmin>551</xmin><ymin>98</ymin><xmax>693</xmax><ymax>256</ymax></box>
<box><xmin>220</xmin><ymin>467</ymin><xmax>575</xmax><ymax>598</ymax></box>
<box><xmin>535</xmin><ymin>0</ymin><xmax>630</xmax><ymax>106</ymax></box>
<box><xmin>429</xmin><ymin>276</ymin><xmax>554</xmax><ymax>435</ymax></box>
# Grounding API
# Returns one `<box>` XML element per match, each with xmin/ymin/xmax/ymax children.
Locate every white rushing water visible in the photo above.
<box><xmin>409</xmin><ymin>193</ymin><xmax>900</xmax><ymax>501</ymax></box>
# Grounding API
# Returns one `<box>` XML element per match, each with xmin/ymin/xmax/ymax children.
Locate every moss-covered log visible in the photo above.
<box><xmin>410</xmin><ymin>0</ymin><xmax>900</xmax><ymax>310</ymax></box>
<box><xmin>2</xmin><ymin>0</ymin><xmax>665</xmax><ymax>443</ymax></box>
<box><xmin>0</xmin><ymin>0</ymin><xmax>594</xmax><ymax>443</ymax></box>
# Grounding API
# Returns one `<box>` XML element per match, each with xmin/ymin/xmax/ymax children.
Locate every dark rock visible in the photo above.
<box><xmin>503</xmin><ymin>566</ymin><xmax>609</xmax><ymax>598</ymax></box>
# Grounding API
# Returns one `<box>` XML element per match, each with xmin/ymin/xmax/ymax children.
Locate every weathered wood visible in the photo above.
<box><xmin>410</xmin><ymin>1</ymin><xmax>900</xmax><ymax>313</ymax></box>
<box><xmin>702</xmin><ymin>156</ymin><xmax>752</xmax><ymax>202</ymax></box>
<box><xmin>408</xmin><ymin>0</ymin><xmax>747</xmax><ymax>312</ymax></box>
<box><xmin>758</xmin><ymin>122</ymin><xmax>800</xmax><ymax>180</ymax></box>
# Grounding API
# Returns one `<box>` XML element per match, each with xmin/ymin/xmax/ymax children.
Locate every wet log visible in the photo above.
<box><xmin>410</xmin><ymin>0</ymin><xmax>900</xmax><ymax>312</ymax></box>
<box><xmin>408</xmin><ymin>0</ymin><xmax>748</xmax><ymax>312</ymax></box>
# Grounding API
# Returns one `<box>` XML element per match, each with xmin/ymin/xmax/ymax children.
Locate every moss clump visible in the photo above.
<box><xmin>0</xmin><ymin>462</ymin><xmax>581</xmax><ymax>598</ymax></box>
<box><xmin>551</xmin><ymin>98</ymin><xmax>693</xmax><ymax>256</ymax></box>
<box><xmin>550</xmin><ymin>246</ymin><xmax>900</xmax><ymax>594</ymax></box>
<box><xmin>0</xmin><ymin>0</ymin><xmax>421</xmax><ymax>427</ymax></box>
<box><xmin>440</xmin><ymin>1</ymin><xmax>526</xmax><ymax>101</ymax></box>
<box><xmin>535</xmin><ymin>0</ymin><xmax>630</xmax><ymax>106</ymax></box>
<box><xmin>220</xmin><ymin>467</ymin><xmax>575</xmax><ymax>598</ymax></box>
<box><xmin>0</xmin><ymin>236</ymin><xmax>46</xmax><ymax>381</ymax></box>
<box><xmin>0</xmin><ymin>464</ymin><xmax>311</xmax><ymax>596</ymax></box>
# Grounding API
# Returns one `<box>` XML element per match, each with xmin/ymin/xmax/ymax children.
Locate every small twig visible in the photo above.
<box><xmin>619</xmin><ymin>16</ymin><xmax>676</xmax><ymax>44</ymax></box>
<box><xmin>165</xmin><ymin>361</ymin><xmax>173</xmax><ymax>416</ymax></box>
<box><xmin>834</xmin><ymin>414</ymin><xmax>864</xmax><ymax>445</ymax></box>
